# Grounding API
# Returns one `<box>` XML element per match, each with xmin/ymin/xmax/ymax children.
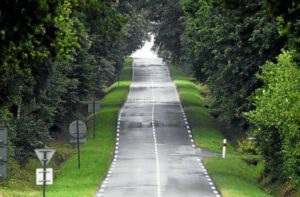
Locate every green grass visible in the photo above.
<box><xmin>0</xmin><ymin>57</ymin><xmax>133</xmax><ymax>197</ymax></box>
<box><xmin>169</xmin><ymin>64</ymin><xmax>270</xmax><ymax>197</ymax></box>
<box><xmin>204</xmin><ymin>156</ymin><xmax>269</xmax><ymax>197</ymax></box>
<box><xmin>175</xmin><ymin>80</ymin><xmax>229</xmax><ymax>153</ymax></box>
<box><xmin>47</xmin><ymin>57</ymin><xmax>133</xmax><ymax>197</ymax></box>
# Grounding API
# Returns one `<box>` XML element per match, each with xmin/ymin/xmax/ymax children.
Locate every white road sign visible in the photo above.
<box><xmin>36</xmin><ymin>168</ymin><xmax>53</xmax><ymax>185</ymax></box>
<box><xmin>88</xmin><ymin>101</ymin><xmax>100</xmax><ymax>113</ymax></box>
<box><xmin>69</xmin><ymin>120</ymin><xmax>87</xmax><ymax>144</ymax></box>
<box><xmin>34</xmin><ymin>149</ymin><xmax>56</xmax><ymax>166</ymax></box>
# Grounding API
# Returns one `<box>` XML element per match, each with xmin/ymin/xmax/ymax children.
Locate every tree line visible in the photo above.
<box><xmin>0</xmin><ymin>0</ymin><xmax>147</xmax><ymax>165</ymax></box>
<box><xmin>146</xmin><ymin>0</ymin><xmax>299</xmax><ymax>189</ymax></box>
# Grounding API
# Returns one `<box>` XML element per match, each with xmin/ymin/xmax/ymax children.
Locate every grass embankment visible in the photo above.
<box><xmin>0</xmin><ymin>57</ymin><xmax>133</xmax><ymax>197</ymax></box>
<box><xmin>169</xmin><ymin>64</ymin><xmax>270</xmax><ymax>197</ymax></box>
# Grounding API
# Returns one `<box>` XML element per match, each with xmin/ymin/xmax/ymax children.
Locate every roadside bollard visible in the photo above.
<box><xmin>222</xmin><ymin>139</ymin><xmax>227</xmax><ymax>158</ymax></box>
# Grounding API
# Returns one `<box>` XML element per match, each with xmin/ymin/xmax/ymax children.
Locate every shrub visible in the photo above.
<box><xmin>245</xmin><ymin>50</ymin><xmax>300</xmax><ymax>187</ymax></box>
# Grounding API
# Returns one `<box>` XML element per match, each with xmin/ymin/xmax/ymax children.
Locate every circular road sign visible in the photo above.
<box><xmin>69</xmin><ymin>120</ymin><xmax>87</xmax><ymax>139</ymax></box>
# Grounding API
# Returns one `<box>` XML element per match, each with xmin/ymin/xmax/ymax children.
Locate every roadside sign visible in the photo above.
<box><xmin>69</xmin><ymin>120</ymin><xmax>87</xmax><ymax>169</ymax></box>
<box><xmin>34</xmin><ymin>149</ymin><xmax>56</xmax><ymax>166</ymax></box>
<box><xmin>0</xmin><ymin>127</ymin><xmax>8</xmax><ymax>179</ymax></box>
<box><xmin>0</xmin><ymin>128</ymin><xmax>7</xmax><ymax>144</ymax></box>
<box><xmin>34</xmin><ymin>148</ymin><xmax>56</xmax><ymax>197</ymax></box>
<box><xmin>88</xmin><ymin>101</ymin><xmax>100</xmax><ymax>113</ymax></box>
<box><xmin>36</xmin><ymin>168</ymin><xmax>53</xmax><ymax>185</ymax></box>
<box><xmin>69</xmin><ymin>120</ymin><xmax>87</xmax><ymax>144</ymax></box>
<box><xmin>0</xmin><ymin>146</ymin><xmax>7</xmax><ymax>161</ymax></box>
<box><xmin>0</xmin><ymin>162</ymin><xmax>7</xmax><ymax>179</ymax></box>
<box><xmin>88</xmin><ymin>100</ymin><xmax>100</xmax><ymax>139</ymax></box>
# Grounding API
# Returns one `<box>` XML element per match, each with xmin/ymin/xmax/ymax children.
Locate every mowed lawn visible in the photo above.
<box><xmin>169</xmin><ymin>64</ymin><xmax>271</xmax><ymax>197</ymax></box>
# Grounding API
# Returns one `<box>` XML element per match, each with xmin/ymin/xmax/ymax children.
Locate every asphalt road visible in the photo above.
<box><xmin>95</xmin><ymin>57</ymin><xmax>221</xmax><ymax>197</ymax></box>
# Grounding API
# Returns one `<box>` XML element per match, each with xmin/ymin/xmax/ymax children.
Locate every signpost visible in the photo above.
<box><xmin>0</xmin><ymin>127</ymin><xmax>8</xmax><ymax>179</ymax></box>
<box><xmin>35</xmin><ymin>149</ymin><xmax>56</xmax><ymax>197</ymax></box>
<box><xmin>69</xmin><ymin>120</ymin><xmax>87</xmax><ymax>169</ymax></box>
<box><xmin>88</xmin><ymin>100</ymin><xmax>100</xmax><ymax>139</ymax></box>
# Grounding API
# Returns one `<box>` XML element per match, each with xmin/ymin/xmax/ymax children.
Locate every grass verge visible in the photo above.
<box><xmin>169</xmin><ymin>64</ymin><xmax>270</xmax><ymax>197</ymax></box>
<box><xmin>0</xmin><ymin>57</ymin><xmax>133</xmax><ymax>197</ymax></box>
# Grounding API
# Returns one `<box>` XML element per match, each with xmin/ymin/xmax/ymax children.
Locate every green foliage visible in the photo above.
<box><xmin>264</xmin><ymin>0</ymin><xmax>300</xmax><ymax>59</ymax></box>
<box><xmin>182</xmin><ymin>0</ymin><xmax>283</xmax><ymax>121</ymax></box>
<box><xmin>0</xmin><ymin>0</ymin><xmax>147</xmax><ymax>165</ymax></box>
<box><xmin>12</xmin><ymin>115</ymin><xmax>50</xmax><ymax>166</ymax></box>
<box><xmin>145</xmin><ymin>0</ymin><xmax>185</xmax><ymax>62</ymax></box>
<box><xmin>245</xmin><ymin>50</ymin><xmax>300</xmax><ymax>187</ymax></box>
<box><xmin>45</xmin><ymin>58</ymin><xmax>133</xmax><ymax>197</ymax></box>
<box><xmin>170</xmin><ymin>64</ymin><xmax>269</xmax><ymax>197</ymax></box>
<box><xmin>237</xmin><ymin>138</ymin><xmax>258</xmax><ymax>154</ymax></box>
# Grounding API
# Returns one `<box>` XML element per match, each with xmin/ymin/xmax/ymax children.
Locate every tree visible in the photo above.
<box><xmin>245</xmin><ymin>50</ymin><xmax>300</xmax><ymax>187</ymax></box>
<box><xmin>0</xmin><ymin>0</ymin><xmax>148</xmax><ymax>164</ymax></box>
<box><xmin>182</xmin><ymin>0</ymin><xmax>283</xmax><ymax>122</ymax></box>
<box><xmin>143</xmin><ymin>0</ymin><xmax>185</xmax><ymax>63</ymax></box>
<box><xmin>264</xmin><ymin>0</ymin><xmax>300</xmax><ymax>60</ymax></box>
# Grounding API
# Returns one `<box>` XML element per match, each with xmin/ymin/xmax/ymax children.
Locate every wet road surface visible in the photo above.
<box><xmin>95</xmin><ymin>57</ymin><xmax>221</xmax><ymax>197</ymax></box>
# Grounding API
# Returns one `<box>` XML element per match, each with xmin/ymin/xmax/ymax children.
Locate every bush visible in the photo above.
<box><xmin>245</xmin><ymin>50</ymin><xmax>300</xmax><ymax>187</ymax></box>
<box><xmin>11</xmin><ymin>101</ymin><xmax>52</xmax><ymax>166</ymax></box>
<box><xmin>237</xmin><ymin>137</ymin><xmax>258</xmax><ymax>154</ymax></box>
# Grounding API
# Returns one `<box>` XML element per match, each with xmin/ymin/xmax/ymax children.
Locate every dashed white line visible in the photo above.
<box><xmin>150</xmin><ymin>65</ymin><xmax>161</xmax><ymax>197</ymax></box>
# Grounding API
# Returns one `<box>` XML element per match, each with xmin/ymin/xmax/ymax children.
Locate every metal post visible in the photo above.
<box><xmin>76</xmin><ymin>120</ymin><xmax>80</xmax><ymax>169</ymax></box>
<box><xmin>43</xmin><ymin>152</ymin><xmax>47</xmax><ymax>197</ymax></box>
<box><xmin>93</xmin><ymin>99</ymin><xmax>96</xmax><ymax>139</ymax></box>
<box><xmin>118</xmin><ymin>72</ymin><xmax>119</xmax><ymax>86</ymax></box>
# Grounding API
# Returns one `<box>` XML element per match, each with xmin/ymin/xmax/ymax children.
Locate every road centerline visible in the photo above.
<box><xmin>150</xmin><ymin>64</ymin><xmax>162</xmax><ymax>197</ymax></box>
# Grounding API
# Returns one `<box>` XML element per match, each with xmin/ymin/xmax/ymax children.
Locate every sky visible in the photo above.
<box><xmin>130</xmin><ymin>35</ymin><xmax>158</xmax><ymax>59</ymax></box>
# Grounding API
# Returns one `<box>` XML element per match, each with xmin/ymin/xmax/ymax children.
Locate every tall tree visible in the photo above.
<box><xmin>182</xmin><ymin>0</ymin><xmax>284</xmax><ymax>122</ymax></box>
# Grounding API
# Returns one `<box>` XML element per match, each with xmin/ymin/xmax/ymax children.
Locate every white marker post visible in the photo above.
<box><xmin>222</xmin><ymin>139</ymin><xmax>227</xmax><ymax>158</ymax></box>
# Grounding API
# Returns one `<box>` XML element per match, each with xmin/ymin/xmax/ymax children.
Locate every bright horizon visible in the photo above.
<box><xmin>130</xmin><ymin>35</ymin><xmax>158</xmax><ymax>59</ymax></box>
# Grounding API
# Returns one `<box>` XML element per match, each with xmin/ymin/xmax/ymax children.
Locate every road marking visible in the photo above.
<box><xmin>165</xmin><ymin>62</ymin><xmax>221</xmax><ymax>197</ymax></box>
<box><xmin>150</xmin><ymin>64</ymin><xmax>161</xmax><ymax>197</ymax></box>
